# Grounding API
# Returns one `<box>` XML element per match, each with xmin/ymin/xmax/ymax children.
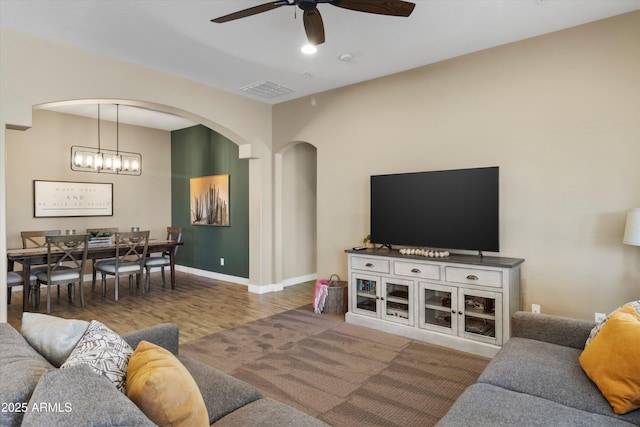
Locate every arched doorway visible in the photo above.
<box><xmin>274</xmin><ymin>142</ymin><xmax>318</xmax><ymax>287</ymax></box>
<box><xmin>1</xmin><ymin>98</ymin><xmax>267</xmax><ymax>321</ymax></box>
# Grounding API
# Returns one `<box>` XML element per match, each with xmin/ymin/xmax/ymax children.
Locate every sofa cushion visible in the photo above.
<box><xmin>0</xmin><ymin>324</ymin><xmax>54</xmax><ymax>427</ymax></box>
<box><xmin>212</xmin><ymin>398</ymin><xmax>330</xmax><ymax>427</ymax></box>
<box><xmin>21</xmin><ymin>364</ymin><xmax>155</xmax><ymax>427</ymax></box>
<box><xmin>21</xmin><ymin>313</ymin><xmax>89</xmax><ymax>367</ymax></box>
<box><xmin>60</xmin><ymin>320</ymin><xmax>133</xmax><ymax>393</ymax></box>
<box><xmin>127</xmin><ymin>341</ymin><xmax>209</xmax><ymax>427</ymax></box>
<box><xmin>178</xmin><ymin>355</ymin><xmax>262</xmax><ymax>424</ymax></box>
<box><xmin>512</xmin><ymin>311</ymin><xmax>595</xmax><ymax>349</ymax></box>
<box><xmin>580</xmin><ymin>304</ymin><xmax>640</xmax><ymax>415</ymax></box>
<box><xmin>436</xmin><ymin>383</ymin><xmax>637</xmax><ymax>427</ymax></box>
<box><xmin>122</xmin><ymin>323</ymin><xmax>180</xmax><ymax>356</ymax></box>
<box><xmin>478</xmin><ymin>337</ymin><xmax>640</xmax><ymax>424</ymax></box>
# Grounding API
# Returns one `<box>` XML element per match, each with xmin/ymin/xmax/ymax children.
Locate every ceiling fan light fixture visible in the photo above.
<box><xmin>301</xmin><ymin>44</ymin><xmax>318</xmax><ymax>54</ymax></box>
<box><xmin>211</xmin><ymin>0</ymin><xmax>415</xmax><ymax>47</ymax></box>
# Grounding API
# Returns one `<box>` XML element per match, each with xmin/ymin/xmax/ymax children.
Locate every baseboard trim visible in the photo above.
<box><xmin>282</xmin><ymin>273</ymin><xmax>317</xmax><ymax>287</ymax></box>
<box><xmin>175</xmin><ymin>265</ymin><xmax>250</xmax><ymax>286</ymax></box>
<box><xmin>13</xmin><ymin>267</ymin><xmax>314</xmax><ymax>296</ymax></box>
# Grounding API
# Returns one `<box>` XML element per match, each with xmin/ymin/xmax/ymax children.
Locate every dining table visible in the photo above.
<box><xmin>7</xmin><ymin>239</ymin><xmax>183</xmax><ymax>312</ymax></box>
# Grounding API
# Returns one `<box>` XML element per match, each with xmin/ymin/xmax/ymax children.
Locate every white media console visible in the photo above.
<box><xmin>345</xmin><ymin>248</ymin><xmax>524</xmax><ymax>357</ymax></box>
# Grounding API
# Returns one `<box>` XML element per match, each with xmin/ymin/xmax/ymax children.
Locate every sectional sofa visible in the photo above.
<box><xmin>437</xmin><ymin>311</ymin><xmax>640</xmax><ymax>426</ymax></box>
<box><xmin>1</xmin><ymin>318</ymin><xmax>328</xmax><ymax>426</ymax></box>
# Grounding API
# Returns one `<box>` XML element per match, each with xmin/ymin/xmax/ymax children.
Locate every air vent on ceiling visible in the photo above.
<box><xmin>240</xmin><ymin>81</ymin><xmax>292</xmax><ymax>98</ymax></box>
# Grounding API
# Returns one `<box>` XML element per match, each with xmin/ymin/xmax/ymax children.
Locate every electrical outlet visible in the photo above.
<box><xmin>220</xmin><ymin>258</ymin><xmax>225</xmax><ymax>266</ymax></box>
<box><xmin>532</xmin><ymin>304</ymin><xmax>541</xmax><ymax>314</ymax></box>
<box><xmin>595</xmin><ymin>312</ymin><xmax>606</xmax><ymax>323</ymax></box>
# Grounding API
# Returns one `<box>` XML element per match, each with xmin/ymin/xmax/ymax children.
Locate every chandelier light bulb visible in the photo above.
<box><xmin>94</xmin><ymin>152</ymin><xmax>103</xmax><ymax>170</ymax></box>
<box><xmin>113</xmin><ymin>154</ymin><xmax>122</xmax><ymax>171</ymax></box>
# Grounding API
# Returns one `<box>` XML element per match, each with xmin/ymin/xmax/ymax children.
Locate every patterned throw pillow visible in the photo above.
<box><xmin>585</xmin><ymin>300</ymin><xmax>640</xmax><ymax>346</ymax></box>
<box><xmin>61</xmin><ymin>320</ymin><xmax>133</xmax><ymax>393</ymax></box>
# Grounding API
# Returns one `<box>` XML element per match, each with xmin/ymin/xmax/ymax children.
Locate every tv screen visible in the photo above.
<box><xmin>370</xmin><ymin>167</ymin><xmax>499</xmax><ymax>253</ymax></box>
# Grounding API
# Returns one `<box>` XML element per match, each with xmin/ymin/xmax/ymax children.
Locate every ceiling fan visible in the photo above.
<box><xmin>211</xmin><ymin>0</ymin><xmax>416</xmax><ymax>46</ymax></box>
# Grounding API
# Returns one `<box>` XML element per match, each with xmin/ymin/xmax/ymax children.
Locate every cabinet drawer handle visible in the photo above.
<box><xmin>365</xmin><ymin>263</ymin><xmax>374</xmax><ymax>268</ymax></box>
<box><xmin>411</xmin><ymin>268</ymin><xmax>421</xmax><ymax>273</ymax></box>
<box><xmin>466</xmin><ymin>274</ymin><xmax>479</xmax><ymax>280</ymax></box>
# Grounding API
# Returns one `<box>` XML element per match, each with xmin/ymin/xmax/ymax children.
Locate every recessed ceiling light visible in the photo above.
<box><xmin>301</xmin><ymin>44</ymin><xmax>317</xmax><ymax>55</ymax></box>
<box><xmin>339</xmin><ymin>53</ymin><xmax>353</xmax><ymax>61</ymax></box>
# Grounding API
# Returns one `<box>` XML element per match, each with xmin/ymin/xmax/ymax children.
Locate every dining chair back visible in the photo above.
<box><xmin>21</xmin><ymin>230</ymin><xmax>61</xmax><ymax>249</ymax></box>
<box><xmin>87</xmin><ymin>228</ymin><xmax>119</xmax><ymax>291</ymax></box>
<box><xmin>144</xmin><ymin>227</ymin><xmax>182</xmax><ymax>290</ymax></box>
<box><xmin>35</xmin><ymin>234</ymin><xmax>90</xmax><ymax>313</ymax></box>
<box><xmin>95</xmin><ymin>231</ymin><xmax>150</xmax><ymax>301</ymax></box>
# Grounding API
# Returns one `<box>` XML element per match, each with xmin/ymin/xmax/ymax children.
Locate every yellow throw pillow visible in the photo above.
<box><xmin>579</xmin><ymin>304</ymin><xmax>640</xmax><ymax>415</ymax></box>
<box><xmin>127</xmin><ymin>341</ymin><xmax>209</xmax><ymax>427</ymax></box>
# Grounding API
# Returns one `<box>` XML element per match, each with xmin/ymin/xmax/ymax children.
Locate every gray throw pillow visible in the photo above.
<box><xmin>21</xmin><ymin>364</ymin><xmax>155</xmax><ymax>427</ymax></box>
<box><xmin>21</xmin><ymin>313</ymin><xmax>89</xmax><ymax>367</ymax></box>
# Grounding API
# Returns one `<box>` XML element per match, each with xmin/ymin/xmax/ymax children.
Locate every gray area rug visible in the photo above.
<box><xmin>181</xmin><ymin>305</ymin><xmax>489</xmax><ymax>426</ymax></box>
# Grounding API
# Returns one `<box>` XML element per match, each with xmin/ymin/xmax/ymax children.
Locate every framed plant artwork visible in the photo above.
<box><xmin>190</xmin><ymin>174</ymin><xmax>230</xmax><ymax>226</ymax></box>
<box><xmin>33</xmin><ymin>180</ymin><xmax>113</xmax><ymax>217</ymax></box>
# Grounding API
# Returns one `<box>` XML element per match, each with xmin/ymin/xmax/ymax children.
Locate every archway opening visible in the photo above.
<box><xmin>275</xmin><ymin>142</ymin><xmax>318</xmax><ymax>287</ymax></box>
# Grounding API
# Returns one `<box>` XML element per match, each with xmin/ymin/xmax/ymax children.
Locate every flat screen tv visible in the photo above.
<box><xmin>370</xmin><ymin>166</ymin><xmax>499</xmax><ymax>253</ymax></box>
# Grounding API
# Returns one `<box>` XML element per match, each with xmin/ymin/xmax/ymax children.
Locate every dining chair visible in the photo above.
<box><xmin>6</xmin><ymin>271</ymin><xmax>37</xmax><ymax>305</ymax></box>
<box><xmin>86</xmin><ymin>227</ymin><xmax>118</xmax><ymax>292</ymax></box>
<box><xmin>95</xmin><ymin>231</ymin><xmax>149</xmax><ymax>301</ymax></box>
<box><xmin>20</xmin><ymin>229</ymin><xmax>62</xmax><ymax>308</ymax></box>
<box><xmin>144</xmin><ymin>226</ymin><xmax>182</xmax><ymax>291</ymax></box>
<box><xmin>35</xmin><ymin>234</ymin><xmax>90</xmax><ymax>314</ymax></box>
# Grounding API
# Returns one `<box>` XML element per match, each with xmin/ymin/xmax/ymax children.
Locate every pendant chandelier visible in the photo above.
<box><xmin>71</xmin><ymin>104</ymin><xmax>142</xmax><ymax>176</ymax></box>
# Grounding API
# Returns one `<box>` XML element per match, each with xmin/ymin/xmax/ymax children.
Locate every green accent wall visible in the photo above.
<box><xmin>171</xmin><ymin>125</ymin><xmax>249</xmax><ymax>277</ymax></box>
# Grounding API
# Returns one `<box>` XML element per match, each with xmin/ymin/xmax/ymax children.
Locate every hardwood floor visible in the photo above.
<box><xmin>6</xmin><ymin>271</ymin><xmax>317</xmax><ymax>344</ymax></box>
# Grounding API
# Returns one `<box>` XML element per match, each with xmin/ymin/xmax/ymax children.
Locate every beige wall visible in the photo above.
<box><xmin>6</xmin><ymin>109</ymin><xmax>171</xmax><ymax>247</ymax></box>
<box><xmin>272</xmin><ymin>11</ymin><xmax>640</xmax><ymax>320</ymax></box>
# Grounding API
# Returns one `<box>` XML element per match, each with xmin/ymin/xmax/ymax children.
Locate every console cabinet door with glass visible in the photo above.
<box><xmin>458</xmin><ymin>289</ymin><xmax>502</xmax><ymax>345</ymax></box>
<box><xmin>382</xmin><ymin>278</ymin><xmax>414</xmax><ymax>326</ymax></box>
<box><xmin>419</xmin><ymin>282</ymin><xmax>458</xmax><ymax>334</ymax></box>
<box><xmin>351</xmin><ymin>273</ymin><xmax>381</xmax><ymax>318</ymax></box>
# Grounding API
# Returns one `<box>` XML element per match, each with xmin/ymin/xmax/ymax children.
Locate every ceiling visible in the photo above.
<box><xmin>1</xmin><ymin>0</ymin><xmax>639</xmax><ymax>130</ymax></box>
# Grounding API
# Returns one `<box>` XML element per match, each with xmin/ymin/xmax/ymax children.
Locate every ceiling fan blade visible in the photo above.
<box><xmin>329</xmin><ymin>0</ymin><xmax>415</xmax><ymax>17</ymax></box>
<box><xmin>211</xmin><ymin>1</ymin><xmax>291</xmax><ymax>23</ymax></box>
<box><xmin>303</xmin><ymin>8</ymin><xmax>326</xmax><ymax>45</ymax></box>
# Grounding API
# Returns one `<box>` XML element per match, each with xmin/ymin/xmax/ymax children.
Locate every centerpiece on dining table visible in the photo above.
<box><xmin>88</xmin><ymin>231</ymin><xmax>114</xmax><ymax>248</ymax></box>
